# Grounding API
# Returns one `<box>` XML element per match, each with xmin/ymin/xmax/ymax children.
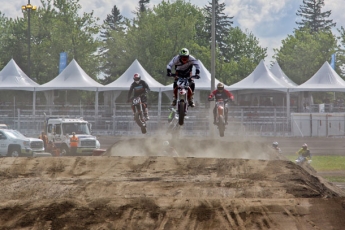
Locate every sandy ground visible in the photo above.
<box><xmin>0</xmin><ymin>135</ymin><xmax>344</xmax><ymax>229</ymax></box>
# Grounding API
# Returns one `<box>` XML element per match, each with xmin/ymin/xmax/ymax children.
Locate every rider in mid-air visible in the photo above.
<box><xmin>127</xmin><ymin>73</ymin><xmax>150</xmax><ymax>120</ymax></box>
<box><xmin>167</xmin><ymin>48</ymin><xmax>200</xmax><ymax>107</ymax></box>
<box><xmin>208</xmin><ymin>83</ymin><xmax>234</xmax><ymax>125</ymax></box>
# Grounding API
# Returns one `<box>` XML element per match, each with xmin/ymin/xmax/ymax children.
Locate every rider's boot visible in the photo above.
<box><xmin>171</xmin><ymin>96</ymin><xmax>177</xmax><ymax>106</ymax></box>
<box><xmin>188</xmin><ymin>93</ymin><xmax>195</xmax><ymax>107</ymax></box>
<box><xmin>144</xmin><ymin>108</ymin><xmax>150</xmax><ymax>120</ymax></box>
<box><xmin>225</xmin><ymin>117</ymin><xmax>228</xmax><ymax>125</ymax></box>
<box><xmin>213</xmin><ymin>116</ymin><xmax>217</xmax><ymax>125</ymax></box>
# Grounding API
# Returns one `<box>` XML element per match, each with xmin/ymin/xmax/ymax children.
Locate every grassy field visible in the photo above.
<box><xmin>286</xmin><ymin>155</ymin><xmax>345</xmax><ymax>182</ymax></box>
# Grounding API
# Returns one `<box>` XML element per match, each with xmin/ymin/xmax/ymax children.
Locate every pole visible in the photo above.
<box><xmin>210</xmin><ymin>0</ymin><xmax>216</xmax><ymax>137</ymax></box>
<box><xmin>28</xmin><ymin>0</ymin><xmax>31</xmax><ymax>78</ymax></box>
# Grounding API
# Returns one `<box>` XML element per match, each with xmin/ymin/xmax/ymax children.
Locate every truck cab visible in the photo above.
<box><xmin>44</xmin><ymin>116</ymin><xmax>100</xmax><ymax>156</ymax></box>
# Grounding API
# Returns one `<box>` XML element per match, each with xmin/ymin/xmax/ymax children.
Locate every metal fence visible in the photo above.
<box><xmin>0</xmin><ymin>103</ymin><xmax>297</xmax><ymax>137</ymax></box>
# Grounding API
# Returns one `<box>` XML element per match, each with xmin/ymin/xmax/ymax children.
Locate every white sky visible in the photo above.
<box><xmin>3</xmin><ymin>0</ymin><xmax>345</xmax><ymax>64</ymax></box>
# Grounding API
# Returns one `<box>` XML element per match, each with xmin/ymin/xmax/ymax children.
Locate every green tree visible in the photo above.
<box><xmin>274</xmin><ymin>28</ymin><xmax>337</xmax><ymax>84</ymax></box>
<box><xmin>296</xmin><ymin>0</ymin><xmax>336</xmax><ymax>33</ymax></box>
<box><xmin>217</xmin><ymin>27</ymin><xmax>267</xmax><ymax>85</ymax></box>
<box><xmin>203</xmin><ymin>0</ymin><xmax>233</xmax><ymax>57</ymax></box>
<box><xmin>99</xmin><ymin>5</ymin><xmax>126</xmax><ymax>84</ymax></box>
<box><xmin>24</xmin><ymin>0</ymin><xmax>102</xmax><ymax>84</ymax></box>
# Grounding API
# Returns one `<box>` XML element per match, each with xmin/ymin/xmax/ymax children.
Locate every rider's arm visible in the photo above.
<box><xmin>144</xmin><ymin>81</ymin><xmax>150</xmax><ymax>93</ymax></box>
<box><xmin>208</xmin><ymin>90</ymin><xmax>217</xmax><ymax>99</ymax></box>
<box><xmin>167</xmin><ymin>56</ymin><xmax>179</xmax><ymax>70</ymax></box>
<box><xmin>225</xmin><ymin>90</ymin><xmax>234</xmax><ymax>101</ymax></box>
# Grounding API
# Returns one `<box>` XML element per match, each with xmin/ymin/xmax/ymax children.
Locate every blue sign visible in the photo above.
<box><xmin>59</xmin><ymin>52</ymin><xmax>68</xmax><ymax>73</ymax></box>
<box><xmin>330</xmin><ymin>53</ymin><xmax>336</xmax><ymax>70</ymax></box>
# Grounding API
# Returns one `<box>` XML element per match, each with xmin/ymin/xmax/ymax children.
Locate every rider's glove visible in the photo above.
<box><xmin>167</xmin><ymin>69</ymin><xmax>172</xmax><ymax>77</ymax></box>
<box><xmin>195</xmin><ymin>69</ymin><xmax>200</xmax><ymax>75</ymax></box>
<box><xmin>208</xmin><ymin>96</ymin><xmax>214</xmax><ymax>101</ymax></box>
<box><xmin>194</xmin><ymin>75</ymin><xmax>200</xmax><ymax>79</ymax></box>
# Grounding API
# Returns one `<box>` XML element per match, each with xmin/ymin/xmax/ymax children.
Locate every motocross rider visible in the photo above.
<box><xmin>208</xmin><ymin>83</ymin><xmax>234</xmax><ymax>125</ymax></box>
<box><xmin>127</xmin><ymin>73</ymin><xmax>151</xmax><ymax>120</ymax></box>
<box><xmin>167</xmin><ymin>48</ymin><xmax>200</xmax><ymax>107</ymax></box>
<box><xmin>272</xmin><ymin>142</ymin><xmax>282</xmax><ymax>154</ymax></box>
<box><xmin>295</xmin><ymin>143</ymin><xmax>311</xmax><ymax>161</ymax></box>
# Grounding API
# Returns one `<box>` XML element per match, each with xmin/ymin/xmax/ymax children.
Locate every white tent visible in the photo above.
<box><xmin>227</xmin><ymin>60</ymin><xmax>288</xmax><ymax>92</ymax></box>
<box><xmin>0</xmin><ymin>59</ymin><xmax>39</xmax><ymax>115</ymax></box>
<box><xmin>99</xmin><ymin>59</ymin><xmax>166</xmax><ymax>118</ymax></box>
<box><xmin>0</xmin><ymin>59</ymin><xmax>39</xmax><ymax>90</ymax></box>
<box><xmin>270</xmin><ymin>62</ymin><xmax>297</xmax><ymax>87</ymax></box>
<box><xmin>290</xmin><ymin>61</ymin><xmax>345</xmax><ymax>92</ymax></box>
<box><xmin>36</xmin><ymin>59</ymin><xmax>104</xmax><ymax>91</ymax></box>
<box><xmin>100</xmin><ymin>59</ymin><xmax>165</xmax><ymax>92</ymax></box>
<box><xmin>36</xmin><ymin>59</ymin><xmax>104</xmax><ymax>116</ymax></box>
<box><xmin>227</xmin><ymin>60</ymin><xmax>291</xmax><ymax>118</ymax></box>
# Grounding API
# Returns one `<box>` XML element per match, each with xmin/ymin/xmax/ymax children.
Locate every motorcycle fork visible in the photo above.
<box><xmin>217</xmin><ymin>105</ymin><xmax>224</xmax><ymax>121</ymax></box>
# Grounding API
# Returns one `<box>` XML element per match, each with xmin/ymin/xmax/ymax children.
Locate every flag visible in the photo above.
<box><xmin>59</xmin><ymin>52</ymin><xmax>68</xmax><ymax>73</ymax></box>
<box><xmin>330</xmin><ymin>53</ymin><xmax>336</xmax><ymax>69</ymax></box>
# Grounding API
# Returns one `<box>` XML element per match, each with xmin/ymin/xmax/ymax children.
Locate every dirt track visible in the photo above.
<box><xmin>0</xmin><ymin>137</ymin><xmax>344</xmax><ymax>229</ymax></box>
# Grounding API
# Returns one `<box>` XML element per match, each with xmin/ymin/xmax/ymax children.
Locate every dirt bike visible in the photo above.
<box><xmin>295</xmin><ymin>156</ymin><xmax>312</xmax><ymax>164</ymax></box>
<box><xmin>130</xmin><ymin>94</ymin><xmax>147</xmax><ymax>134</ymax></box>
<box><xmin>209</xmin><ymin>97</ymin><xmax>227</xmax><ymax>137</ymax></box>
<box><xmin>169</xmin><ymin>74</ymin><xmax>199</xmax><ymax>126</ymax></box>
<box><xmin>295</xmin><ymin>150</ymin><xmax>311</xmax><ymax>165</ymax></box>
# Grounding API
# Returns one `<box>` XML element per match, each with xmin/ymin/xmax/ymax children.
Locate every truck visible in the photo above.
<box><xmin>0</xmin><ymin>129</ymin><xmax>44</xmax><ymax>157</ymax></box>
<box><xmin>44</xmin><ymin>116</ymin><xmax>100</xmax><ymax>156</ymax></box>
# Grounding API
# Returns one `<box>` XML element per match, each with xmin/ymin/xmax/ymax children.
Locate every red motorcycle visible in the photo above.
<box><xmin>209</xmin><ymin>98</ymin><xmax>227</xmax><ymax>137</ymax></box>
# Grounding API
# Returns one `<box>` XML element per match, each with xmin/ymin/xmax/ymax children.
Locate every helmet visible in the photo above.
<box><xmin>163</xmin><ymin>141</ymin><xmax>170</xmax><ymax>147</ymax></box>
<box><xmin>179</xmin><ymin>48</ymin><xmax>190</xmax><ymax>57</ymax></box>
<box><xmin>133</xmin><ymin>73</ymin><xmax>141</xmax><ymax>82</ymax></box>
<box><xmin>272</xmin><ymin>142</ymin><xmax>278</xmax><ymax>147</ymax></box>
<box><xmin>302</xmin><ymin>143</ymin><xmax>308</xmax><ymax>148</ymax></box>
<box><xmin>217</xmin><ymin>83</ymin><xmax>224</xmax><ymax>91</ymax></box>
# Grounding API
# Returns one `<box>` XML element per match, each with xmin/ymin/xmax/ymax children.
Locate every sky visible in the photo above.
<box><xmin>3</xmin><ymin>0</ymin><xmax>345</xmax><ymax>64</ymax></box>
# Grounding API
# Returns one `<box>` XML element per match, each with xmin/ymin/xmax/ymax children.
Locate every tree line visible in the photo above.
<box><xmin>0</xmin><ymin>0</ymin><xmax>344</xmax><ymax>104</ymax></box>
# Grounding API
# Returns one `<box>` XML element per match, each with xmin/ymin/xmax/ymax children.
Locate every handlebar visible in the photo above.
<box><xmin>168</xmin><ymin>73</ymin><xmax>200</xmax><ymax>79</ymax></box>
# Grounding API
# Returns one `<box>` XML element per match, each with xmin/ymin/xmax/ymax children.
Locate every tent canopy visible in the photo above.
<box><xmin>290</xmin><ymin>61</ymin><xmax>345</xmax><ymax>92</ymax></box>
<box><xmin>270</xmin><ymin>62</ymin><xmax>297</xmax><ymax>87</ymax></box>
<box><xmin>227</xmin><ymin>60</ymin><xmax>289</xmax><ymax>92</ymax></box>
<box><xmin>100</xmin><ymin>59</ymin><xmax>164</xmax><ymax>92</ymax></box>
<box><xmin>0</xmin><ymin>59</ymin><xmax>38</xmax><ymax>91</ymax></box>
<box><xmin>36</xmin><ymin>59</ymin><xmax>104</xmax><ymax>91</ymax></box>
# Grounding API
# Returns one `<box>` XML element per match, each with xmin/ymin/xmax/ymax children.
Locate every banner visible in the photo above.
<box><xmin>59</xmin><ymin>52</ymin><xmax>68</xmax><ymax>73</ymax></box>
<box><xmin>330</xmin><ymin>53</ymin><xmax>336</xmax><ymax>69</ymax></box>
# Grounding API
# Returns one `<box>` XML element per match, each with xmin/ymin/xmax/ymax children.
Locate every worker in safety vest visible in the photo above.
<box><xmin>39</xmin><ymin>131</ymin><xmax>48</xmax><ymax>151</ymax></box>
<box><xmin>70</xmin><ymin>132</ymin><xmax>79</xmax><ymax>155</ymax></box>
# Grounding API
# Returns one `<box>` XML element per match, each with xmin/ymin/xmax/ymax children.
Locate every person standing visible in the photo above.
<box><xmin>70</xmin><ymin>132</ymin><xmax>79</xmax><ymax>155</ymax></box>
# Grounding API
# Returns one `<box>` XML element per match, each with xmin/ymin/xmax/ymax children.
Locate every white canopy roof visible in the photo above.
<box><xmin>270</xmin><ymin>62</ymin><xmax>297</xmax><ymax>87</ymax></box>
<box><xmin>226</xmin><ymin>60</ymin><xmax>288</xmax><ymax>92</ymax></box>
<box><xmin>162</xmin><ymin>60</ymin><xmax>224</xmax><ymax>91</ymax></box>
<box><xmin>100</xmin><ymin>59</ymin><xmax>164</xmax><ymax>92</ymax></box>
<box><xmin>291</xmin><ymin>61</ymin><xmax>345</xmax><ymax>92</ymax></box>
<box><xmin>36</xmin><ymin>59</ymin><xmax>104</xmax><ymax>91</ymax></box>
<box><xmin>0</xmin><ymin>59</ymin><xmax>39</xmax><ymax>91</ymax></box>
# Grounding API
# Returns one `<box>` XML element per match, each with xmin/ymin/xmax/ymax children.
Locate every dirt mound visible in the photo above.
<box><xmin>0</xmin><ymin>138</ymin><xmax>344</xmax><ymax>229</ymax></box>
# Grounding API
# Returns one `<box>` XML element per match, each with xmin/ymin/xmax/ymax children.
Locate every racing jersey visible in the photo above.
<box><xmin>167</xmin><ymin>55</ymin><xmax>200</xmax><ymax>77</ymax></box>
<box><xmin>128</xmin><ymin>80</ymin><xmax>150</xmax><ymax>99</ymax></box>
<box><xmin>208</xmin><ymin>89</ymin><xmax>234</xmax><ymax>101</ymax></box>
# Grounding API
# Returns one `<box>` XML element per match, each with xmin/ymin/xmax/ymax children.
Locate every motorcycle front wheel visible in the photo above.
<box><xmin>218</xmin><ymin>115</ymin><xmax>225</xmax><ymax>137</ymax></box>
<box><xmin>178</xmin><ymin>101</ymin><xmax>185</xmax><ymax>125</ymax></box>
